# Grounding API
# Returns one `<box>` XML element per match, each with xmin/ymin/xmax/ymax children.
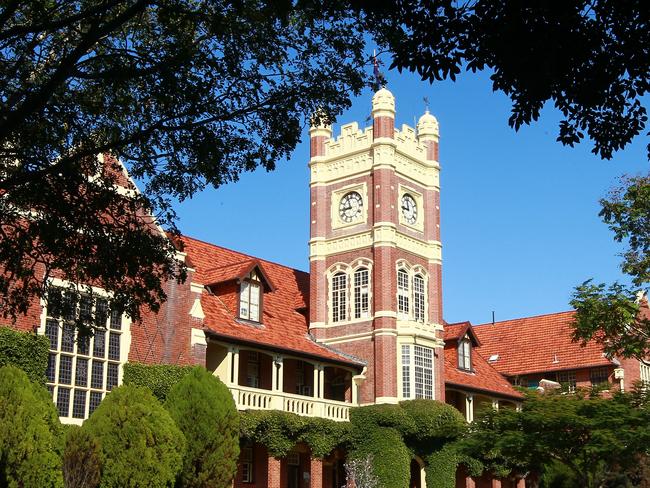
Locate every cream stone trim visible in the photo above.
<box><xmin>374</xmin><ymin>310</ymin><xmax>398</xmax><ymax>319</ymax></box>
<box><xmin>375</xmin><ymin>396</ymin><xmax>399</xmax><ymax>404</ymax></box>
<box><xmin>309</xmin><ymin>232</ymin><xmax>373</xmax><ymax>260</ymax></box>
<box><xmin>189</xmin><ymin>298</ymin><xmax>205</xmax><ymax>319</ymax></box>
<box><xmin>371</xmin><ymin>143</ymin><xmax>396</xmax><ymax>168</ymax></box>
<box><xmin>319</xmin><ymin>327</ymin><xmax>399</xmax><ymax>345</ymax></box>
<box><xmin>309</xmin><ymin>322</ymin><xmax>327</xmax><ymax>329</ymax></box>
<box><xmin>309</xmin><ymin>230</ymin><xmax>441</xmax><ymax>262</ymax></box>
<box><xmin>310</xmin><ymin>152</ymin><xmax>372</xmax><ymax>185</ymax></box>
<box><xmin>398</xmin><ymin>184</ymin><xmax>425</xmax><ymax>232</ymax></box>
<box><xmin>321</xmin><ymin>122</ymin><xmax>373</xmax><ymax>159</ymax></box>
<box><xmin>331</xmin><ymin>182</ymin><xmax>369</xmax><ymax>230</ymax></box>
<box><xmin>190</xmin><ymin>282</ymin><xmax>205</xmax><ymax>294</ymax></box>
<box><xmin>191</xmin><ymin>328</ymin><xmax>207</xmax><ymax>347</ymax></box>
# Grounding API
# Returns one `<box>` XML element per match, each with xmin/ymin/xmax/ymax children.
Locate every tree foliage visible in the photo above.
<box><xmin>62</xmin><ymin>425</ymin><xmax>102</xmax><ymax>488</ymax></box>
<box><xmin>82</xmin><ymin>384</ymin><xmax>186</xmax><ymax>488</ymax></box>
<box><xmin>571</xmin><ymin>174</ymin><xmax>650</xmax><ymax>359</ymax></box>
<box><xmin>0</xmin><ymin>365</ymin><xmax>63</xmax><ymax>488</ymax></box>
<box><xmin>358</xmin><ymin>0</ymin><xmax>649</xmax><ymax>160</ymax></box>
<box><xmin>123</xmin><ymin>362</ymin><xmax>194</xmax><ymax>402</ymax></box>
<box><xmin>164</xmin><ymin>367</ymin><xmax>239</xmax><ymax>488</ymax></box>
<box><xmin>0</xmin><ymin>0</ymin><xmax>368</xmax><ymax>328</ymax></box>
<box><xmin>459</xmin><ymin>390</ymin><xmax>650</xmax><ymax>488</ymax></box>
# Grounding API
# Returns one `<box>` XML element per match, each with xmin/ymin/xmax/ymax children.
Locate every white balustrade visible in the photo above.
<box><xmin>230</xmin><ymin>384</ymin><xmax>350</xmax><ymax>421</ymax></box>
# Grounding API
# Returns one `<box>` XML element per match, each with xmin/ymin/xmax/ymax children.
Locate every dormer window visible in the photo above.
<box><xmin>239</xmin><ymin>270</ymin><xmax>261</xmax><ymax>322</ymax></box>
<box><xmin>458</xmin><ymin>336</ymin><xmax>472</xmax><ymax>371</ymax></box>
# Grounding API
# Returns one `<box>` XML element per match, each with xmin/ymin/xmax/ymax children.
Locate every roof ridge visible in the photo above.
<box><xmin>181</xmin><ymin>234</ymin><xmax>309</xmax><ymax>276</ymax></box>
<box><xmin>475</xmin><ymin>309</ymin><xmax>575</xmax><ymax>327</ymax></box>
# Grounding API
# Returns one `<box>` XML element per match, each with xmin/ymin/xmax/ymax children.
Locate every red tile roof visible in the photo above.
<box><xmin>202</xmin><ymin>259</ymin><xmax>275</xmax><ymax>291</ymax></box>
<box><xmin>181</xmin><ymin>236</ymin><xmax>363</xmax><ymax>367</ymax></box>
<box><xmin>443</xmin><ymin>326</ymin><xmax>523</xmax><ymax>400</ymax></box>
<box><xmin>473</xmin><ymin>311</ymin><xmax>613</xmax><ymax>377</ymax></box>
<box><xmin>445</xmin><ymin>321</ymin><xmax>481</xmax><ymax>346</ymax></box>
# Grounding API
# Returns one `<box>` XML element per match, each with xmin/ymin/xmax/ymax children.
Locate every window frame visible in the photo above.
<box><xmin>238</xmin><ymin>271</ymin><xmax>263</xmax><ymax>322</ymax></box>
<box><xmin>413</xmin><ymin>274</ymin><xmax>425</xmax><ymax>322</ymax></box>
<box><xmin>353</xmin><ymin>267</ymin><xmax>370</xmax><ymax>319</ymax></box>
<box><xmin>241</xmin><ymin>445</ymin><xmax>254</xmax><ymax>483</ymax></box>
<box><xmin>331</xmin><ymin>271</ymin><xmax>348</xmax><ymax>323</ymax></box>
<box><xmin>39</xmin><ymin>281</ymin><xmax>130</xmax><ymax>424</ymax></box>
<box><xmin>400</xmin><ymin>344</ymin><xmax>434</xmax><ymax>400</ymax></box>
<box><xmin>590</xmin><ymin>367</ymin><xmax>610</xmax><ymax>387</ymax></box>
<box><xmin>458</xmin><ymin>336</ymin><xmax>472</xmax><ymax>371</ymax></box>
<box><xmin>397</xmin><ymin>268</ymin><xmax>410</xmax><ymax>319</ymax></box>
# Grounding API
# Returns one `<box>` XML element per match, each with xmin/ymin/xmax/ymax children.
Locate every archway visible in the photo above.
<box><xmin>409</xmin><ymin>457</ymin><xmax>425</xmax><ymax>488</ymax></box>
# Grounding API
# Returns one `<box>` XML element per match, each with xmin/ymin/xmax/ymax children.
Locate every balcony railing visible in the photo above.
<box><xmin>230</xmin><ymin>384</ymin><xmax>351</xmax><ymax>422</ymax></box>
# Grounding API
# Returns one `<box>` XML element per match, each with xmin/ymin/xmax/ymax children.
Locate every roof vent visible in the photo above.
<box><xmin>552</xmin><ymin>353</ymin><xmax>559</xmax><ymax>364</ymax></box>
<box><xmin>488</xmin><ymin>354</ymin><xmax>499</xmax><ymax>362</ymax></box>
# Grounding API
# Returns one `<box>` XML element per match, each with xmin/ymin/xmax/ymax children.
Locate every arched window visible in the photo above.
<box><xmin>413</xmin><ymin>274</ymin><xmax>425</xmax><ymax>322</ymax></box>
<box><xmin>397</xmin><ymin>269</ymin><xmax>410</xmax><ymax>318</ymax></box>
<box><xmin>331</xmin><ymin>272</ymin><xmax>347</xmax><ymax>322</ymax></box>
<box><xmin>353</xmin><ymin>268</ymin><xmax>369</xmax><ymax>319</ymax></box>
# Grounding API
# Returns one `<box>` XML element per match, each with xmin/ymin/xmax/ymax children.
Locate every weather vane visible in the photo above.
<box><xmin>372</xmin><ymin>50</ymin><xmax>386</xmax><ymax>91</ymax></box>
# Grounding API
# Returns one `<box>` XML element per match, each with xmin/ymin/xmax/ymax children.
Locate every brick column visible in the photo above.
<box><xmin>491</xmin><ymin>479</ymin><xmax>502</xmax><ymax>488</ymax></box>
<box><xmin>465</xmin><ymin>477</ymin><xmax>476</xmax><ymax>488</ymax></box>
<box><xmin>268</xmin><ymin>456</ymin><xmax>281</xmax><ymax>488</ymax></box>
<box><xmin>310</xmin><ymin>457</ymin><xmax>323</xmax><ymax>488</ymax></box>
<box><xmin>516</xmin><ymin>479</ymin><xmax>525</xmax><ymax>488</ymax></box>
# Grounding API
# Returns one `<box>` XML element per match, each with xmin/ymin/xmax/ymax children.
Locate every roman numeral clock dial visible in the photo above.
<box><xmin>339</xmin><ymin>191</ymin><xmax>363</xmax><ymax>223</ymax></box>
<box><xmin>401</xmin><ymin>194</ymin><xmax>418</xmax><ymax>225</ymax></box>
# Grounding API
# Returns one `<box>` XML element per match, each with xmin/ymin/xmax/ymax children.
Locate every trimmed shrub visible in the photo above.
<box><xmin>0</xmin><ymin>327</ymin><xmax>49</xmax><ymax>384</ymax></box>
<box><xmin>63</xmin><ymin>425</ymin><xmax>101</xmax><ymax>488</ymax></box>
<box><xmin>122</xmin><ymin>362</ymin><xmax>194</xmax><ymax>401</ymax></box>
<box><xmin>0</xmin><ymin>365</ymin><xmax>63</xmax><ymax>487</ymax></box>
<box><xmin>83</xmin><ymin>385</ymin><xmax>186</xmax><ymax>488</ymax></box>
<box><xmin>425</xmin><ymin>445</ymin><xmax>460</xmax><ymax>488</ymax></box>
<box><xmin>165</xmin><ymin>367</ymin><xmax>239</xmax><ymax>488</ymax></box>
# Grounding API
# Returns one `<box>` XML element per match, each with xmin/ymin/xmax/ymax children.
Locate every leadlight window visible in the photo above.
<box><xmin>44</xmin><ymin>289</ymin><xmax>126</xmax><ymax>421</ymax></box>
<box><xmin>239</xmin><ymin>274</ymin><xmax>261</xmax><ymax>322</ymax></box>
<box><xmin>332</xmin><ymin>272</ymin><xmax>347</xmax><ymax>322</ymax></box>
<box><xmin>590</xmin><ymin>367</ymin><xmax>610</xmax><ymax>387</ymax></box>
<box><xmin>354</xmin><ymin>268</ymin><xmax>369</xmax><ymax>319</ymax></box>
<box><xmin>556</xmin><ymin>370</ymin><xmax>577</xmax><ymax>393</ymax></box>
<box><xmin>458</xmin><ymin>338</ymin><xmax>471</xmax><ymax>371</ymax></box>
<box><xmin>401</xmin><ymin>344</ymin><xmax>434</xmax><ymax>399</ymax></box>
<box><xmin>401</xmin><ymin>345</ymin><xmax>411</xmax><ymax>399</ymax></box>
<box><xmin>414</xmin><ymin>345</ymin><xmax>434</xmax><ymax>399</ymax></box>
<box><xmin>641</xmin><ymin>361</ymin><xmax>650</xmax><ymax>388</ymax></box>
<box><xmin>413</xmin><ymin>274</ymin><xmax>425</xmax><ymax>322</ymax></box>
<box><xmin>397</xmin><ymin>269</ymin><xmax>410</xmax><ymax>318</ymax></box>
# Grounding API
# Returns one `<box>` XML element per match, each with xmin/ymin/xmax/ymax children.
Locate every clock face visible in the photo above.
<box><xmin>339</xmin><ymin>191</ymin><xmax>363</xmax><ymax>223</ymax></box>
<box><xmin>401</xmin><ymin>194</ymin><xmax>418</xmax><ymax>224</ymax></box>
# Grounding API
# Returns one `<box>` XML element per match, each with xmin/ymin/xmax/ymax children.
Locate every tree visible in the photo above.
<box><xmin>0</xmin><ymin>1</ymin><xmax>368</xmax><ymax>330</ymax></box>
<box><xmin>0</xmin><ymin>365</ymin><xmax>63</xmax><ymax>487</ymax></box>
<box><xmin>571</xmin><ymin>175</ymin><xmax>650</xmax><ymax>359</ymax></box>
<box><xmin>345</xmin><ymin>455</ymin><xmax>380</xmax><ymax>488</ymax></box>
<box><xmin>358</xmin><ymin>0</ymin><xmax>649</xmax><ymax>160</ymax></box>
<box><xmin>82</xmin><ymin>385</ymin><xmax>186</xmax><ymax>488</ymax></box>
<box><xmin>62</xmin><ymin>425</ymin><xmax>101</xmax><ymax>488</ymax></box>
<box><xmin>164</xmin><ymin>367</ymin><xmax>239</xmax><ymax>488</ymax></box>
<box><xmin>459</xmin><ymin>390</ymin><xmax>650</xmax><ymax>488</ymax></box>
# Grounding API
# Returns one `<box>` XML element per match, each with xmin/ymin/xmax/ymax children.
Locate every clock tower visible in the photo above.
<box><xmin>308</xmin><ymin>88</ymin><xmax>445</xmax><ymax>405</ymax></box>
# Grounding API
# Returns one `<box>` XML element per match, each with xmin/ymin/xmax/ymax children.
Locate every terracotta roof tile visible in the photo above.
<box><xmin>473</xmin><ymin>311</ymin><xmax>613</xmax><ymax>377</ymax></box>
<box><xmin>443</xmin><ymin>325</ymin><xmax>523</xmax><ymax>400</ymax></box>
<box><xmin>181</xmin><ymin>236</ymin><xmax>363</xmax><ymax>367</ymax></box>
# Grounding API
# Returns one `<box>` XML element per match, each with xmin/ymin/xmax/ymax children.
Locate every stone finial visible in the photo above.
<box><xmin>417</xmin><ymin>110</ymin><xmax>439</xmax><ymax>140</ymax></box>
<box><xmin>371</xmin><ymin>87</ymin><xmax>395</xmax><ymax>118</ymax></box>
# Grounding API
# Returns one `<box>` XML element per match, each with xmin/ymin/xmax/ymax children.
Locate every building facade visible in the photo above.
<box><xmin>17</xmin><ymin>87</ymin><xmax>650</xmax><ymax>488</ymax></box>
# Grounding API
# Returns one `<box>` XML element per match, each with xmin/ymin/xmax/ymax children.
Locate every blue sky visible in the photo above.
<box><xmin>174</xmin><ymin>67</ymin><xmax>648</xmax><ymax>325</ymax></box>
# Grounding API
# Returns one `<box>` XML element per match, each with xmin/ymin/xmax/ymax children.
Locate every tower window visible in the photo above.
<box><xmin>401</xmin><ymin>344</ymin><xmax>434</xmax><ymax>399</ymax></box>
<box><xmin>239</xmin><ymin>272</ymin><xmax>261</xmax><ymax>322</ymax></box>
<box><xmin>414</xmin><ymin>345</ymin><xmax>434</xmax><ymax>399</ymax></box>
<box><xmin>354</xmin><ymin>268</ymin><xmax>369</xmax><ymax>319</ymax></box>
<box><xmin>397</xmin><ymin>269</ymin><xmax>410</xmax><ymax>318</ymax></box>
<box><xmin>332</xmin><ymin>272</ymin><xmax>347</xmax><ymax>322</ymax></box>
<box><xmin>458</xmin><ymin>337</ymin><xmax>471</xmax><ymax>371</ymax></box>
<box><xmin>413</xmin><ymin>274</ymin><xmax>425</xmax><ymax>322</ymax></box>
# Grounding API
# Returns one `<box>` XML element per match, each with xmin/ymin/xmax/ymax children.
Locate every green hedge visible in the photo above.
<box><xmin>0</xmin><ymin>327</ymin><xmax>49</xmax><ymax>384</ymax></box>
<box><xmin>0</xmin><ymin>365</ymin><xmax>63</xmax><ymax>487</ymax></box>
<box><xmin>122</xmin><ymin>362</ymin><xmax>194</xmax><ymax>401</ymax></box>
<box><xmin>240</xmin><ymin>410</ymin><xmax>350</xmax><ymax>458</ymax></box>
